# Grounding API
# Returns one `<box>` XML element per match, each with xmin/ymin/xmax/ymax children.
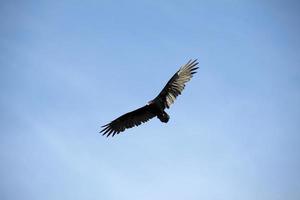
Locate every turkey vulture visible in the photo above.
<box><xmin>100</xmin><ymin>59</ymin><xmax>199</xmax><ymax>137</ymax></box>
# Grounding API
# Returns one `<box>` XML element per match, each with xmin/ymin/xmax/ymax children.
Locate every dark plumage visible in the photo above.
<box><xmin>100</xmin><ymin>59</ymin><xmax>199</xmax><ymax>137</ymax></box>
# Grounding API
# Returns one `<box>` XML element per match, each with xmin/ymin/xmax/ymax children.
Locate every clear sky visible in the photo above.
<box><xmin>1</xmin><ymin>0</ymin><xmax>300</xmax><ymax>199</ymax></box>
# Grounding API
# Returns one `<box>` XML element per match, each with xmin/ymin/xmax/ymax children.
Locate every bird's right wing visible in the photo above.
<box><xmin>154</xmin><ymin>59</ymin><xmax>199</xmax><ymax>109</ymax></box>
<box><xmin>100</xmin><ymin>104</ymin><xmax>156</xmax><ymax>137</ymax></box>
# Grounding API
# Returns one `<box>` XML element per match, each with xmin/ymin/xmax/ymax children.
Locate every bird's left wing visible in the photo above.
<box><xmin>153</xmin><ymin>59</ymin><xmax>199</xmax><ymax>109</ymax></box>
<box><xmin>100</xmin><ymin>104</ymin><xmax>156</xmax><ymax>137</ymax></box>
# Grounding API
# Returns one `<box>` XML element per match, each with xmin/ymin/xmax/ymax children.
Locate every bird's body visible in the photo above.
<box><xmin>100</xmin><ymin>59</ymin><xmax>199</xmax><ymax>137</ymax></box>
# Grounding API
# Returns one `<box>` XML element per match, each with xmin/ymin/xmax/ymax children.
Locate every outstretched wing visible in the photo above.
<box><xmin>154</xmin><ymin>59</ymin><xmax>199</xmax><ymax>109</ymax></box>
<box><xmin>100</xmin><ymin>104</ymin><xmax>156</xmax><ymax>137</ymax></box>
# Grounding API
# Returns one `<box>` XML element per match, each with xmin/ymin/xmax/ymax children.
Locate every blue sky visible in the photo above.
<box><xmin>1</xmin><ymin>0</ymin><xmax>300</xmax><ymax>199</ymax></box>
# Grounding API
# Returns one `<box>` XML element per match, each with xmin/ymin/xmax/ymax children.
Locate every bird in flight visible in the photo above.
<box><xmin>100</xmin><ymin>59</ymin><xmax>199</xmax><ymax>137</ymax></box>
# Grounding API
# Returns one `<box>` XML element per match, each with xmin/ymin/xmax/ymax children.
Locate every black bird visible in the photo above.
<box><xmin>100</xmin><ymin>59</ymin><xmax>199</xmax><ymax>137</ymax></box>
